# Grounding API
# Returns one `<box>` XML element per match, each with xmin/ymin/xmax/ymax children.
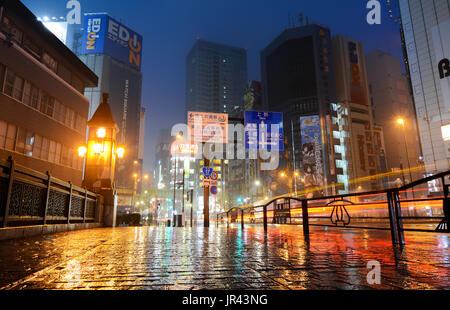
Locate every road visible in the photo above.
<box><xmin>0</xmin><ymin>224</ymin><xmax>449</xmax><ymax>290</ymax></box>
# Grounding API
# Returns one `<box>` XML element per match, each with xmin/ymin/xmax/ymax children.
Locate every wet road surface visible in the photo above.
<box><xmin>0</xmin><ymin>224</ymin><xmax>449</xmax><ymax>290</ymax></box>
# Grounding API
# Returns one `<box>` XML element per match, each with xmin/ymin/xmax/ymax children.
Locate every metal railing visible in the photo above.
<box><xmin>0</xmin><ymin>156</ymin><xmax>99</xmax><ymax>228</ymax></box>
<box><xmin>218</xmin><ymin>171</ymin><xmax>450</xmax><ymax>248</ymax></box>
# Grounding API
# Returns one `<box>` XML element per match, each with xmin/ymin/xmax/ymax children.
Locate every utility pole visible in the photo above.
<box><xmin>203</xmin><ymin>157</ymin><xmax>210</xmax><ymax>227</ymax></box>
<box><xmin>172</xmin><ymin>155</ymin><xmax>177</xmax><ymax>227</ymax></box>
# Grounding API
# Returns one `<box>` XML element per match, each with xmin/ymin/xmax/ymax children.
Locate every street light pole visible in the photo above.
<box><xmin>173</xmin><ymin>155</ymin><xmax>177</xmax><ymax>226</ymax></box>
<box><xmin>291</xmin><ymin>120</ymin><xmax>298</xmax><ymax>196</ymax></box>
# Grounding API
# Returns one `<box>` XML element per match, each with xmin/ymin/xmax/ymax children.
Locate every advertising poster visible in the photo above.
<box><xmin>300</xmin><ymin>116</ymin><xmax>324</xmax><ymax>198</ymax></box>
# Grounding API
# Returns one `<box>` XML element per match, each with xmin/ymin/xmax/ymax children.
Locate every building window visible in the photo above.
<box><xmin>55</xmin><ymin>143</ymin><xmax>61</xmax><ymax>164</ymax></box>
<box><xmin>42</xmin><ymin>52</ymin><xmax>58</xmax><ymax>73</ymax></box>
<box><xmin>15</xmin><ymin>128</ymin><xmax>34</xmax><ymax>156</ymax></box>
<box><xmin>23</xmin><ymin>82</ymin><xmax>40</xmax><ymax>109</ymax></box>
<box><xmin>41</xmin><ymin>138</ymin><xmax>49</xmax><ymax>161</ymax></box>
<box><xmin>39</xmin><ymin>91</ymin><xmax>55</xmax><ymax>117</ymax></box>
<box><xmin>5</xmin><ymin>123</ymin><xmax>16</xmax><ymax>151</ymax></box>
<box><xmin>22</xmin><ymin>36</ymin><xmax>41</xmax><ymax>60</ymax></box>
<box><xmin>65</xmin><ymin>108</ymin><xmax>75</xmax><ymax>128</ymax></box>
<box><xmin>0</xmin><ymin>120</ymin><xmax>7</xmax><ymax>148</ymax></box>
<box><xmin>54</xmin><ymin>100</ymin><xmax>66</xmax><ymax>124</ymax></box>
<box><xmin>61</xmin><ymin>145</ymin><xmax>69</xmax><ymax>166</ymax></box>
<box><xmin>48</xmin><ymin>140</ymin><xmax>56</xmax><ymax>163</ymax></box>
<box><xmin>33</xmin><ymin>134</ymin><xmax>42</xmax><ymax>159</ymax></box>
<box><xmin>4</xmin><ymin>69</ymin><xmax>24</xmax><ymax>100</ymax></box>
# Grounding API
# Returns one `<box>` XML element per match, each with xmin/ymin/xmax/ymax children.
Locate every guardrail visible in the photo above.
<box><xmin>0</xmin><ymin>156</ymin><xmax>99</xmax><ymax>228</ymax></box>
<box><xmin>217</xmin><ymin>171</ymin><xmax>450</xmax><ymax>248</ymax></box>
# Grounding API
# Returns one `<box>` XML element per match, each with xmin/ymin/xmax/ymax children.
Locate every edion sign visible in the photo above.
<box><xmin>82</xmin><ymin>14</ymin><xmax>143</xmax><ymax>71</ymax></box>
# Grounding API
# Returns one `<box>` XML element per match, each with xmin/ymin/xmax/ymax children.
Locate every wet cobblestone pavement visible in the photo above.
<box><xmin>0</xmin><ymin>225</ymin><xmax>449</xmax><ymax>290</ymax></box>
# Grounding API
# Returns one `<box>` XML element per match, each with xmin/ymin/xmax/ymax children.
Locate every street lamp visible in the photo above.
<box><xmin>77</xmin><ymin>93</ymin><xmax>123</xmax><ymax>227</ymax></box>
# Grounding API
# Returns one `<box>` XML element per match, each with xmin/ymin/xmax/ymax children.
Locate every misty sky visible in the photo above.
<box><xmin>21</xmin><ymin>0</ymin><xmax>404</xmax><ymax>173</ymax></box>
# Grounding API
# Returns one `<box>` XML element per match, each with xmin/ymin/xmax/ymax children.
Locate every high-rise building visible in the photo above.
<box><xmin>399</xmin><ymin>0</ymin><xmax>450</xmax><ymax>174</ymax></box>
<box><xmin>79</xmin><ymin>13</ymin><xmax>144</xmax><ymax>201</ymax></box>
<box><xmin>261</xmin><ymin>24</ymin><xmax>348</xmax><ymax>196</ymax></box>
<box><xmin>333</xmin><ymin>35</ymin><xmax>380</xmax><ymax>192</ymax></box>
<box><xmin>186</xmin><ymin>39</ymin><xmax>248</xmax><ymax>116</ymax></box>
<box><xmin>366</xmin><ymin>50</ymin><xmax>423</xmax><ymax>185</ymax></box>
<box><xmin>185</xmin><ymin>39</ymin><xmax>248</xmax><ymax>210</ymax></box>
<box><xmin>0</xmin><ymin>0</ymin><xmax>97</xmax><ymax>186</ymax></box>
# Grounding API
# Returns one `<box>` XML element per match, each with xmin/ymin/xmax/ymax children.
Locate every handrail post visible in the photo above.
<box><xmin>288</xmin><ymin>198</ymin><xmax>291</xmax><ymax>224</ymax></box>
<box><xmin>263</xmin><ymin>205</ymin><xmax>268</xmax><ymax>232</ymax></box>
<box><xmin>387</xmin><ymin>190</ymin><xmax>399</xmax><ymax>246</ymax></box>
<box><xmin>43</xmin><ymin>171</ymin><xmax>51</xmax><ymax>225</ymax></box>
<box><xmin>392</xmin><ymin>190</ymin><xmax>405</xmax><ymax>246</ymax></box>
<box><xmin>241</xmin><ymin>209</ymin><xmax>244</xmax><ymax>229</ymax></box>
<box><xmin>67</xmin><ymin>182</ymin><xmax>73</xmax><ymax>224</ymax></box>
<box><xmin>3</xmin><ymin>156</ymin><xmax>15</xmax><ymax>228</ymax></box>
<box><xmin>83</xmin><ymin>188</ymin><xmax>88</xmax><ymax>223</ymax></box>
<box><xmin>302</xmin><ymin>200</ymin><xmax>309</xmax><ymax>238</ymax></box>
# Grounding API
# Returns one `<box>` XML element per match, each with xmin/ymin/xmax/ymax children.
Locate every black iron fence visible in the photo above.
<box><xmin>218</xmin><ymin>171</ymin><xmax>450</xmax><ymax>248</ymax></box>
<box><xmin>0</xmin><ymin>156</ymin><xmax>99</xmax><ymax>228</ymax></box>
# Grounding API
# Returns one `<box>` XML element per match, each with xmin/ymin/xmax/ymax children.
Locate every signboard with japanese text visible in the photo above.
<box><xmin>82</xmin><ymin>13</ymin><xmax>143</xmax><ymax>71</ymax></box>
<box><xmin>244</xmin><ymin>111</ymin><xmax>284</xmax><ymax>151</ymax></box>
<box><xmin>187</xmin><ymin>111</ymin><xmax>228</xmax><ymax>144</ymax></box>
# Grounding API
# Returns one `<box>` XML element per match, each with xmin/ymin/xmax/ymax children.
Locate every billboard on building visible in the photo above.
<box><xmin>82</xmin><ymin>13</ymin><xmax>143</xmax><ymax>70</ymax></box>
<box><xmin>351</xmin><ymin>121</ymin><xmax>377</xmax><ymax>177</ymax></box>
<box><xmin>432</xmin><ymin>18</ymin><xmax>450</xmax><ymax>112</ymax></box>
<box><xmin>300</xmin><ymin>115</ymin><xmax>324</xmax><ymax>198</ymax></box>
<box><xmin>244</xmin><ymin>81</ymin><xmax>263</xmax><ymax>111</ymax></box>
<box><xmin>347</xmin><ymin>40</ymin><xmax>368</xmax><ymax>105</ymax></box>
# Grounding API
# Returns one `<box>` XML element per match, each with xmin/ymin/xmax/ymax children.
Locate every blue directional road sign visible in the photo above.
<box><xmin>202</xmin><ymin>167</ymin><xmax>213</xmax><ymax>178</ymax></box>
<box><xmin>245</xmin><ymin>111</ymin><xmax>284</xmax><ymax>151</ymax></box>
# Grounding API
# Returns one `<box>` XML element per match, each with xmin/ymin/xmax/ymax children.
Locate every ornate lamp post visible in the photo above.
<box><xmin>78</xmin><ymin>93</ymin><xmax>125</xmax><ymax>227</ymax></box>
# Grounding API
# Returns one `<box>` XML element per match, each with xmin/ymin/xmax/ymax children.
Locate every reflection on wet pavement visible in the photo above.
<box><xmin>0</xmin><ymin>224</ymin><xmax>448</xmax><ymax>290</ymax></box>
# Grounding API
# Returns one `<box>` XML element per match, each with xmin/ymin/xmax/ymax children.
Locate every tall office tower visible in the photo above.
<box><xmin>186</xmin><ymin>39</ymin><xmax>248</xmax><ymax>116</ymax></box>
<box><xmin>399</xmin><ymin>0</ymin><xmax>450</xmax><ymax>174</ymax></box>
<box><xmin>333</xmin><ymin>35</ymin><xmax>380</xmax><ymax>192</ymax></box>
<box><xmin>186</xmin><ymin>39</ymin><xmax>248</xmax><ymax>209</ymax></box>
<box><xmin>261</xmin><ymin>24</ymin><xmax>348</xmax><ymax>196</ymax></box>
<box><xmin>366</xmin><ymin>50</ymin><xmax>423</xmax><ymax>185</ymax></box>
<box><xmin>79</xmin><ymin>13</ymin><xmax>144</xmax><ymax>207</ymax></box>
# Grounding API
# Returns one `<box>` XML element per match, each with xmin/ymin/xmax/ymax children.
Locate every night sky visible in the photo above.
<box><xmin>22</xmin><ymin>0</ymin><xmax>403</xmax><ymax>173</ymax></box>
